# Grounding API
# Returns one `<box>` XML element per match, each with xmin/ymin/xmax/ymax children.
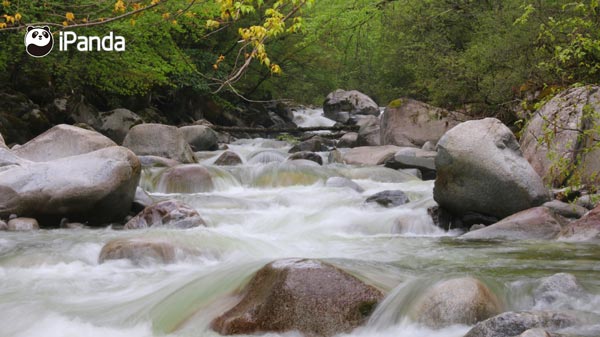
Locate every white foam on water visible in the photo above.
<box><xmin>6</xmin><ymin>312</ymin><xmax>153</xmax><ymax>337</ymax></box>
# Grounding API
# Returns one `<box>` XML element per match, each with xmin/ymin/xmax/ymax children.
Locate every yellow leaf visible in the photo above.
<box><xmin>162</xmin><ymin>12</ymin><xmax>170</xmax><ymax>19</ymax></box>
<box><xmin>130</xmin><ymin>18</ymin><xmax>136</xmax><ymax>26</ymax></box>
<box><xmin>14</xmin><ymin>13</ymin><xmax>21</xmax><ymax>21</ymax></box>
<box><xmin>0</xmin><ymin>22</ymin><xmax>6</xmax><ymax>29</ymax></box>
<box><xmin>82</xmin><ymin>18</ymin><xmax>88</xmax><ymax>23</ymax></box>
<box><xmin>6</xmin><ymin>15</ymin><xmax>13</xmax><ymax>23</ymax></box>
<box><xmin>62</xmin><ymin>21</ymin><xmax>68</xmax><ymax>26</ymax></box>
<box><xmin>171</xmin><ymin>19</ymin><xmax>177</xmax><ymax>25</ymax></box>
<box><xmin>206</xmin><ymin>19</ymin><xmax>220</xmax><ymax>29</ymax></box>
<box><xmin>65</xmin><ymin>12</ymin><xmax>75</xmax><ymax>21</ymax></box>
<box><xmin>1</xmin><ymin>1</ymin><xmax>9</xmax><ymax>8</ymax></box>
<box><xmin>114</xmin><ymin>0</ymin><xmax>126</xmax><ymax>13</ymax></box>
<box><xmin>151</xmin><ymin>0</ymin><xmax>160</xmax><ymax>4</ymax></box>
<box><xmin>271</xmin><ymin>64</ymin><xmax>282</xmax><ymax>74</ymax></box>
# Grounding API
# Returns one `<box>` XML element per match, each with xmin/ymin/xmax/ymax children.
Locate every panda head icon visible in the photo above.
<box><xmin>25</xmin><ymin>26</ymin><xmax>54</xmax><ymax>58</ymax></box>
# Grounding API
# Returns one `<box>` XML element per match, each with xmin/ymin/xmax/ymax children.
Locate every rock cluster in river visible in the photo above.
<box><xmin>0</xmin><ymin>124</ymin><xmax>140</xmax><ymax>226</ymax></box>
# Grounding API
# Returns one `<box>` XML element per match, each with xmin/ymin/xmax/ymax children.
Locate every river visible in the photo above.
<box><xmin>0</xmin><ymin>108</ymin><xmax>599</xmax><ymax>337</ymax></box>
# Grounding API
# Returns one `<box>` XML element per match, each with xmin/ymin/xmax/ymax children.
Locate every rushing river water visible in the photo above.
<box><xmin>1</xmin><ymin>109</ymin><xmax>599</xmax><ymax>337</ymax></box>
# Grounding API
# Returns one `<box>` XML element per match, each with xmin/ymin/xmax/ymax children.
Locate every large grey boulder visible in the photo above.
<box><xmin>434</xmin><ymin>118</ymin><xmax>550</xmax><ymax>219</ymax></box>
<box><xmin>463</xmin><ymin>311</ymin><xmax>579</xmax><ymax>337</ymax></box>
<box><xmin>414</xmin><ymin>277</ymin><xmax>503</xmax><ymax>328</ymax></box>
<box><xmin>123</xmin><ymin>123</ymin><xmax>197</xmax><ymax>163</ymax></box>
<box><xmin>323</xmin><ymin>89</ymin><xmax>379</xmax><ymax>123</ymax></box>
<box><xmin>97</xmin><ymin>108</ymin><xmax>143</xmax><ymax>144</ymax></box>
<box><xmin>380</xmin><ymin>98</ymin><xmax>465</xmax><ymax>147</ymax></box>
<box><xmin>461</xmin><ymin>207</ymin><xmax>567</xmax><ymax>241</ymax></box>
<box><xmin>211</xmin><ymin>258</ymin><xmax>383</xmax><ymax>337</ymax></box>
<box><xmin>13</xmin><ymin>124</ymin><xmax>116</xmax><ymax>162</ymax></box>
<box><xmin>179</xmin><ymin>125</ymin><xmax>219</xmax><ymax>151</ymax></box>
<box><xmin>0</xmin><ymin>146</ymin><xmax>140</xmax><ymax>226</ymax></box>
<box><xmin>520</xmin><ymin>86</ymin><xmax>600</xmax><ymax>187</ymax></box>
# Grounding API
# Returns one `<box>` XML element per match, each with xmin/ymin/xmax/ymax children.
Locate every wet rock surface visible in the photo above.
<box><xmin>434</xmin><ymin>118</ymin><xmax>549</xmax><ymax>220</ymax></box>
<box><xmin>124</xmin><ymin>199</ymin><xmax>206</xmax><ymax>229</ymax></box>
<box><xmin>415</xmin><ymin>277</ymin><xmax>503</xmax><ymax>328</ymax></box>
<box><xmin>211</xmin><ymin>258</ymin><xmax>384</xmax><ymax>337</ymax></box>
<box><xmin>463</xmin><ymin>311</ymin><xmax>579</xmax><ymax>337</ymax></box>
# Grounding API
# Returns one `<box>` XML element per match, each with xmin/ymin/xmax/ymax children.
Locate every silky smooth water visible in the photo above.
<box><xmin>1</xmin><ymin>109</ymin><xmax>599</xmax><ymax>337</ymax></box>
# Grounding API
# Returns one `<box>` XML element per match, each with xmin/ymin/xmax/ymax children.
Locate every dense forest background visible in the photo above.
<box><xmin>0</xmin><ymin>0</ymin><xmax>599</xmax><ymax>124</ymax></box>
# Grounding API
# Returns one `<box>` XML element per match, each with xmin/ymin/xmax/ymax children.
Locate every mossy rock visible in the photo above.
<box><xmin>387</xmin><ymin>98</ymin><xmax>404</xmax><ymax>109</ymax></box>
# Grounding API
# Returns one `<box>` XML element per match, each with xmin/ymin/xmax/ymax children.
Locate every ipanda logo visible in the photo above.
<box><xmin>25</xmin><ymin>26</ymin><xmax>126</xmax><ymax>57</ymax></box>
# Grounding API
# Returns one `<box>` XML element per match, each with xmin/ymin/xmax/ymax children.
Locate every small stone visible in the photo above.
<box><xmin>7</xmin><ymin>217</ymin><xmax>39</xmax><ymax>231</ymax></box>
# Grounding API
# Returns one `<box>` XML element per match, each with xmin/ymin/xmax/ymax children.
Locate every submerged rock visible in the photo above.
<box><xmin>534</xmin><ymin>273</ymin><xmax>587</xmax><ymax>309</ymax></box>
<box><xmin>288</xmin><ymin>151</ymin><xmax>323</xmax><ymax>165</ymax></box>
<box><xmin>252</xmin><ymin>162</ymin><xmax>332</xmax><ymax>187</ymax></box>
<box><xmin>98</xmin><ymin>238</ymin><xmax>177</xmax><ymax>264</ymax></box>
<box><xmin>156</xmin><ymin>164</ymin><xmax>214</xmax><ymax>193</ymax></box>
<box><xmin>434</xmin><ymin>118</ymin><xmax>549</xmax><ymax>220</ymax></box>
<box><xmin>325</xmin><ymin>177</ymin><xmax>364</xmax><ymax>192</ymax></box>
<box><xmin>6</xmin><ymin>217</ymin><xmax>39</xmax><ymax>231</ymax></box>
<box><xmin>0</xmin><ymin>146</ymin><xmax>140</xmax><ymax>226</ymax></box>
<box><xmin>366</xmin><ymin>190</ymin><xmax>409</xmax><ymax>207</ymax></box>
<box><xmin>558</xmin><ymin>204</ymin><xmax>600</xmax><ymax>241</ymax></box>
<box><xmin>214</xmin><ymin>151</ymin><xmax>242</xmax><ymax>166</ymax></box>
<box><xmin>461</xmin><ymin>207</ymin><xmax>566</xmax><ymax>241</ymax></box>
<box><xmin>124</xmin><ymin>199</ymin><xmax>205</xmax><ymax>229</ymax></box>
<box><xmin>123</xmin><ymin>123</ymin><xmax>197</xmax><ymax>163</ymax></box>
<box><xmin>211</xmin><ymin>258</ymin><xmax>384</xmax><ymax>337</ymax></box>
<box><xmin>13</xmin><ymin>124</ymin><xmax>116</xmax><ymax>162</ymax></box>
<box><xmin>248</xmin><ymin>150</ymin><xmax>286</xmax><ymax>164</ymax></box>
<box><xmin>415</xmin><ymin>277</ymin><xmax>503</xmax><ymax>328</ymax></box>
<box><xmin>463</xmin><ymin>311</ymin><xmax>579</xmax><ymax>337</ymax></box>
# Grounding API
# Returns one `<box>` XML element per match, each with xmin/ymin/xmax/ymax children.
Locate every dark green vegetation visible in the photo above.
<box><xmin>0</xmin><ymin>0</ymin><xmax>599</xmax><ymax>120</ymax></box>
